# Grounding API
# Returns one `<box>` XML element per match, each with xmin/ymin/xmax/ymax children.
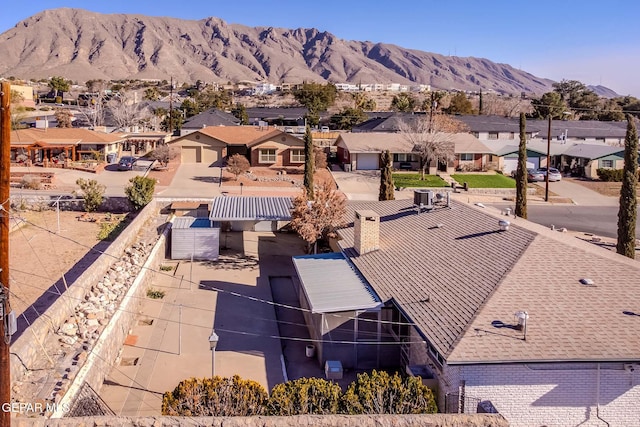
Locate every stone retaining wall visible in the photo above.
<box><xmin>14</xmin><ymin>414</ymin><xmax>509</xmax><ymax>427</ymax></box>
<box><xmin>10</xmin><ymin>200</ymin><xmax>159</xmax><ymax>383</ymax></box>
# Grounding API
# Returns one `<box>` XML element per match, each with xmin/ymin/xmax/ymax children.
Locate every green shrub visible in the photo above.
<box><xmin>597</xmin><ymin>168</ymin><xmax>624</xmax><ymax>182</ymax></box>
<box><xmin>74</xmin><ymin>178</ymin><xmax>105</xmax><ymax>212</ymax></box>
<box><xmin>160</xmin><ymin>265</ymin><xmax>174</xmax><ymax>271</ymax></box>
<box><xmin>341</xmin><ymin>370</ymin><xmax>437</xmax><ymax>415</ymax></box>
<box><xmin>147</xmin><ymin>288</ymin><xmax>165</xmax><ymax>299</ymax></box>
<box><xmin>162</xmin><ymin>376</ymin><xmax>267</xmax><ymax>416</ymax></box>
<box><xmin>267</xmin><ymin>377</ymin><xmax>341</xmax><ymax>415</ymax></box>
<box><xmin>125</xmin><ymin>176</ymin><xmax>156</xmax><ymax>211</ymax></box>
<box><xmin>97</xmin><ymin>215</ymin><xmax>128</xmax><ymax>241</ymax></box>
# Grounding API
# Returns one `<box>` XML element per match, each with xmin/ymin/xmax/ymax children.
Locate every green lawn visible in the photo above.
<box><xmin>392</xmin><ymin>173</ymin><xmax>448</xmax><ymax>188</ymax></box>
<box><xmin>451</xmin><ymin>174</ymin><xmax>516</xmax><ymax>188</ymax></box>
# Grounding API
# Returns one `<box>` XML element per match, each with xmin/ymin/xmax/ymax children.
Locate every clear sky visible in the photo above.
<box><xmin>2</xmin><ymin>1</ymin><xmax>639</xmax><ymax>96</ymax></box>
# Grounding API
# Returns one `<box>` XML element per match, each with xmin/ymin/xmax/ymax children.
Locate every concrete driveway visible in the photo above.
<box><xmin>533</xmin><ymin>179</ymin><xmax>618</xmax><ymax>206</ymax></box>
<box><xmin>155</xmin><ymin>163</ymin><xmax>225</xmax><ymax>198</ymax></box>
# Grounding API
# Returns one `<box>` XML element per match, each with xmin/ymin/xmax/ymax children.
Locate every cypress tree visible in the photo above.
<box><xmin>515</xmin><ymin>113</ymin><xmax>528</xmax><ymax>219</ymax></box>
<box><xmin>303</xmin><ymin>125</ymin><xmax>314</xmax><ymax>200</ymax></box>
<box><xmin>379</xmin><ymin>150</ymin><xmax>395</xmax><ymax>201</ymax></box>
<box><xmin>616</xmin><ymin>114</ymin><xmax>638</xmax><ymax>258</ymax></box>
<box><xmin>478</xmin><ymin>90</ymin><xmax>483</xmax><ymax>115</ymax></box>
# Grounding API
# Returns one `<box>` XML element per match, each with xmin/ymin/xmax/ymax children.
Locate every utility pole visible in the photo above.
<box><xmin>1</xmin><ymin>81</ymin><xmax>12</xmax><ymax>427</ymax></box>
<box><xmin>169</xmin><ymin>76</ymin><xmax>173</xmax><ymax>135</ymax></box>
<box><xmin>545</xmin><ymin>115</ymin><xmax>551</xmax><ymax>202</ymax></box>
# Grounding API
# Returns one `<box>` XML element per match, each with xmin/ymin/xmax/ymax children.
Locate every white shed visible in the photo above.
<box><xmin>171</xmin><ymin>217</ymin><xmax>220</xmax><ymax>260</ymax></box>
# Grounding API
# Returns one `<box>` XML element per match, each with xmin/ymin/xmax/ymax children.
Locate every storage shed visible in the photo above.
<box><xmin>209</xmin><ymin>196</ymin><xmax>293</xmax><ymax>232</ymax></box>
<box><xmin>171</xmin><ymin>217</ymin><xmax>220</xmax><ymax>260</ymax></box>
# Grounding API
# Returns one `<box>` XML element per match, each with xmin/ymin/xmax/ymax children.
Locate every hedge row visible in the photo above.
<box><xmin>597</xmin><ymin>168</ymin><xmax>640</xmax><ymax>182</ymax></box>
<box><xmin>162</xmin><ymin>371</ymin><xmax>437</xmax><ymax>416</ymax></box>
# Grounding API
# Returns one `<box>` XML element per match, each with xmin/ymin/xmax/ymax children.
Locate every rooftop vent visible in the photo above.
<box><xmin>498</xmin><ymin>220</ymin><xmax>510</xmax><ymax>231</ymax></box>
<box><xmin>579</xmin><ymin>278</ymin><xmax>594</xmax><ymax>286</ymax></box>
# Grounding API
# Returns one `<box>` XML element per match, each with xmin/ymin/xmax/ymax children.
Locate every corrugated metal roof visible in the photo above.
<box><xmin>173</xmin><ymin>217</ymin><xmax>218</xmax><ymax>229</ymax></box>
<box><xmin>209</xmin><ymin>196</ymin><xmax>293</xmax><ymax>221</ymax></box>
<box><xmin>293</xmin><ymin>253</ymin><xmax>381</xmax><ymax>313</ymax></box>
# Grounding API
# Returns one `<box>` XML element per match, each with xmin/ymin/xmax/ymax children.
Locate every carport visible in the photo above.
<box><xmin>209</xmin><ymin>196</ymin><xmax>293</xmax><ymax>232</ymax></box>
<box><xmin>292</xmin><ymin>252</ymin><xmax>383</xmax><ymax>369</ymax></box>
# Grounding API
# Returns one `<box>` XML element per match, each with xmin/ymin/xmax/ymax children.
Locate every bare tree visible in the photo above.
<box><xmin>398</xmin><ymin>114</ymin><xmax>468</xmax><ymax>179</ymax></box>
<box><xmin>54</xmin><ymin>108</ymin><xmax>73</xmax><ymax>128</ymax></box>
<box><xmin>226</xmin><ymin>154</ymin><xmax>250</xmax><ymax>180</ymax></box>
<box><xmin>290</xmin><ymin>181</ymin><xmax>347</xmax><ymax>253</ymax></box>
<box><xmin>149</xmin><ymin>144</ymin><xmax>179</xmax><ymax>167</ymax></box>
<box><xmin>108</xmin><ymin>91</ymin><xmax>152</xmax><ymax>131</ymax></box>
<box><xmin>78</xmin><ymin>80</ymin><xmax>108</xmax><ymax>128</ymax></box>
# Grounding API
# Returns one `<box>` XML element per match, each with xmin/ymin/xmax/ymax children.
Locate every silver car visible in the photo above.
<box><xmin>538</xmin><ymin>167</ymin><xmax>562</xmax><ymax>182</ymax></box>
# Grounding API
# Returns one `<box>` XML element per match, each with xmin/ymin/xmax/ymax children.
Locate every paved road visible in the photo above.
<box><xmin>533</xmin><ymin>179</ymin><xmax>618</xmax><ymax>206</ymax></box>
<box><xmin>496</xmin><ymin>205</ymin><xmax>640</xmax><ymax>239</ymax></box>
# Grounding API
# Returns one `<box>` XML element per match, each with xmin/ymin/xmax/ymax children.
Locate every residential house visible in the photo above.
<box><xmin>9</xmin><ymin>128</ymin><xmax>126</xmax><ymax>164</ymax></box>
<box><xmin>335</xmin><ymin>132</ymin><xmax>490</xmax><ymax>173</ymax></box>
<box><xmin>169</xmin><ymin>125</ymin><xmax>305</xmax><ymax>167</ymax></box>
<box><xmin>121</xmin><ymin>131</ymin><xmax>172</xmax><ymax>157</ymax></box>
<box><xmin>294</xmin><ymin>197</ymin><xmax>640</xmax><ymax>426</ymax></box>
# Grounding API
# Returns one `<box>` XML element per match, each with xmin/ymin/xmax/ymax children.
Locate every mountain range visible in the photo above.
<box><xmin>0</xmin><ymin>8</ymin><xmax>617</xmax><ymax>97</ymax></box>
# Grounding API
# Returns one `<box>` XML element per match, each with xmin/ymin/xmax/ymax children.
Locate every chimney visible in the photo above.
<box><xmin>354</xmin><ymin>210</ymin><xmax>380</xmax><ymax>255</ymax></box>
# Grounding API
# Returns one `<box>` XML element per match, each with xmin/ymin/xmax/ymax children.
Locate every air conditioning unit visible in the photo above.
<box><xmin>414</xmin><ymin>190</ymin><xmax>434</xmax><ymax>208</ymax></box>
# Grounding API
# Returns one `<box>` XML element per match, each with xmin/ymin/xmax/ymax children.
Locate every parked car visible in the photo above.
<box><xmin>320</xmin><ymin>126</ymin><xmax>330</xmax><ymax>132</ymax></box>
<box><xmin>284</xmin><ymin>127</ymin><xmax>294</xmax><ymax>134</ymax></box>
<box><xmin>528</xmin><ymin>168</ymin><xmax>545</xmax><ymax>182</ymax></box>
<box><xmin>538</xmin><ymin>167</ymin><xmax>562</xmax><ymax>182</ymax></box>
<box><xmin>117</xmin><ymin>156</ymin><xmax>137</xmax><ymax>171</ymax></box>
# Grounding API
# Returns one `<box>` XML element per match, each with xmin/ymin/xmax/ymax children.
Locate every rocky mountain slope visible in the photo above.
<box><xmin>0</xmin><ymin>8</ymin><xmax>586</xmax><ymax>95</ymax></box>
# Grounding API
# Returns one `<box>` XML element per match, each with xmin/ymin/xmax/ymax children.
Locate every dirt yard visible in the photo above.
<box><xmin>9</xmin><ymin>210</ymin><xmax>102</xmax><ymax>316</ymax></box>
<box><xmin>222</xmin><ymin>167</ymin><xmax>336</xmax><ymax>189</ymax></box>
<box><xmin>567</xmin><ymin>177</ymin><xmax>640</xmax><ymax>198</ymax></box>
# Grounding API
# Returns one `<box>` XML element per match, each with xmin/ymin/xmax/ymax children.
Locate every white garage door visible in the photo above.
<box><xmin>503</xmin><ymin>157</ymin><xmax>540</xmax><ymax>175</ymax></box>
<box><xmin>356</xmin><ymin>153</ymin><xmax>380</xmax><ymax>170</ymax></box>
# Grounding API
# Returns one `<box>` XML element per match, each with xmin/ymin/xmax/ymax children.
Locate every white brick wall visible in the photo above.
<box><xmin>445</xmin><ymin>362</ymin><xmax>640</xmax><ymax>427</ymax></box>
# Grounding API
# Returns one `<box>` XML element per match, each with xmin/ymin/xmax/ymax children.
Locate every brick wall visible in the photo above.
<box><xmin>448</xmin><ymin>362</ymin><xmax>640</xmax><ymax>427</ymax></box>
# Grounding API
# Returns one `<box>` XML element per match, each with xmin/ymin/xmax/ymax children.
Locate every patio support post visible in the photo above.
<box><xmin>546</xmin><ymin>115</ymin><xmax>551</xmax><ymax>202</ymax></box>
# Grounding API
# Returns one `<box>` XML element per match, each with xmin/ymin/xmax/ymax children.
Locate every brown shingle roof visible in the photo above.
<box><xmin>338</xmin><ymin>198</ymin><xmax>640</xmax><ymax>364</ymax></box>
<box><xmin>338</xmin><ymin>199</ymin><xmax>535</xmax><ymax>358</ymax></box>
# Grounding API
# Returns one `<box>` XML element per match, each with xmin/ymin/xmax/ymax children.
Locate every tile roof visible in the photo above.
<box><xmin>337</xmin><ymin>198</ymin><xmax>640</xmax><ymax>364</ymax></box>
<box><xmin>337</xmin><ymin>132</ymin><xmax>487</xmax><ymax>154</ymax></box>
<box><xmin>10</xmin><ymin>128</ymin><xmax>125</xmax><ymax>144</ymax></box>
<box><xmin>209</xmin><ymin>196</ymin><xmax>293</xmax><ymax>221</ymax></box>
<box><xmin>337</xmin><ymin>199</ymin><xmax>536</xmax><ymax>358</ymax></box>
<box><xmin>292</xmin><ymin>253</ymin><xmax>381</xmax><ymax>313</ymax></box>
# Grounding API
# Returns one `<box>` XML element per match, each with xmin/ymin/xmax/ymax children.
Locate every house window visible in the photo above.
<box><xmin>259</xmin><ymin>149</ymin><xmax>276</xmax><ymax>163</ymax></box>
<box><xmin>393</xmin><ymin>153</ymin><xmax>416</xmax><ymax>162</ymax></box>
<box><xmin>488</xmin><ymin>132</ymin><xmax>499</xmax><ymax>140</ymax></box>
<box><xmin>600</xmin><ymin>159</ymin><xmax>614</xmax><ymax>168</ymax></box>
<box><xmin>290</xmin><ymin>149</ymin><xmax>304</xmax><ymax>163</ymax></box>
<box><xmin>459</xmin><ymin>153</ymin><xmax>474</xmax><ymax>162</ymax></box>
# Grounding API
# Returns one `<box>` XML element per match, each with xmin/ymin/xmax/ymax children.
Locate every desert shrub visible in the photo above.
<box><xmin>97</xmin><ymin>214</ymin><xmax>128</xmax><ymax>240</ymax></box>
<box><xmin>74</xmin><ymin>178</ymin><xmax>105</xmax><ymax>212</ymax></box>
<box><xmin>267</xmin><ymin>377</ymin><xmax>341</xmax><ymax>415</ymax></box>
<box><xmin>162</xmin><ymin>375</ymin><xmax>267</xmax><ymax>416</ymax></box>
<box><xmin>597</xmin><ymin>168</ymin><xmax>623</xmax><ymax>182</ymax></box>
<box><xmin>341</xmin><ymin>370</ymin><xmax>437</xmax><ymax>415</ymax></box>
<box><xmin>314</xmin><ymin>148</ymin><xmax>328</xmax><ymax>169</ymax></box>
<box><xmin>125</xmin><ymin>176</ymin><xmax>156</xmax><ymax>211</ymax></box>
<box><xmin>146</xmin><ymin>288</ymin><xmax>165</xmax><ymax>299</ymax></box>
<box><xmin>226</xmin><ymin>154</ymin><xmax>250</xmax><ymax>180</ymax></box>
<box><xmin>21</xmin><ymin>175</ymin><xmax>42</xmax><ymax>190</ymax></box>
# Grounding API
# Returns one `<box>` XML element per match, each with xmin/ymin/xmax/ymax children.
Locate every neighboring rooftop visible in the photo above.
<box><xmin>209</xmin><ymin>196</ymin><xmax>293</xmax><ymax>221</ymax></box>
<box><xmin>196</xmin><ymin>125</ymin><xmax>284</xmax><ymax>145</ymax></box>
<box><xmin>181</xmin><ymin>108</ymin><xmax>241</xmax><ymax>129</ymax></box>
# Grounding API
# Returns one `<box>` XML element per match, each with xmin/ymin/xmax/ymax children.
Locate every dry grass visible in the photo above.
<box><xmin>565</xmin><ymin>177</ymin><xmax>640</xmax><ymax>198</ymax></box>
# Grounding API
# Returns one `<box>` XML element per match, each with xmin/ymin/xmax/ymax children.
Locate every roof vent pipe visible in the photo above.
<box><xmin>498</xmin><ymin>220</ymin><xmax>510</xmax><ymax>231</ymax></box>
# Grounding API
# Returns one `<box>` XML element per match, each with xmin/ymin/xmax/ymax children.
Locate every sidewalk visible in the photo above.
<box><xmin>100</xmin><ymin>231</ymin><xmax>298</xmax><ymax>415</ymax></box>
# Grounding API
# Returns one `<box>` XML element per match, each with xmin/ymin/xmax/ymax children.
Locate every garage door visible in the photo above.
<box><xmin>503</xmin><ymin>157</ymin><xmax>540</xmax><ymax>175</ymax></box>
<box><xmin>202</xmin><ymin>147</ymin><xmax>222</xmax><ymax>165</ymax></box>
<box><xmin>356</xmin><ymin>153</ymin><xmax>380</xmax><ymax>170</ymax></box>
<box><xmin>181</xmin><ymin>146</ymin><xmax>201</xmax><ymax>163</ymax></box>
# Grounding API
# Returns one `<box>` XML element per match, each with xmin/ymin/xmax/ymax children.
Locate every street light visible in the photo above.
<box><xmin>545</xmin><ymin>112</ymin><xmax>571</xmax><ymax>201</ymax></box>
<box><xmin>208</xmin><ymin>331</ymin><xmax>219</xmax><ymax>377</ymax></box>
